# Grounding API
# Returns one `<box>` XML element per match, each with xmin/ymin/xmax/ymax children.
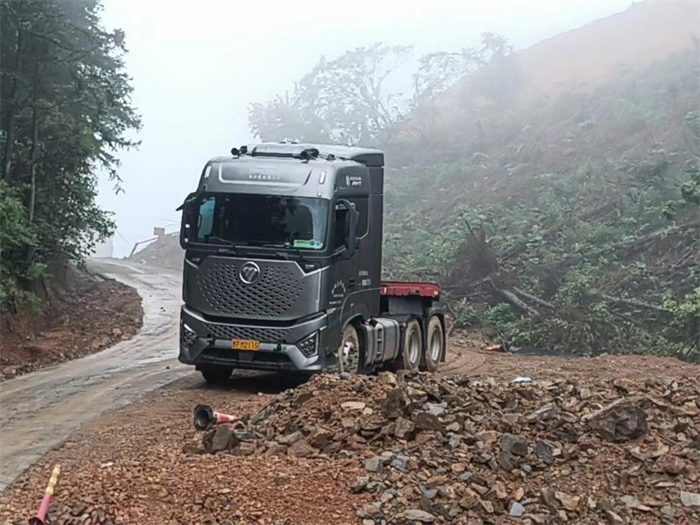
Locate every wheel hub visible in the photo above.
<box><xmin>339</xmin><ymin>340</ymin><xmax>359</xmax><ymax>374</ymax></box>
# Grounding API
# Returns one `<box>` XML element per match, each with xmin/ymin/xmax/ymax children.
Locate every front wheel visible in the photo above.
<box><xmin>200</xmin><ymin>365</ymin><xmax>233</xmax><ymax>384</ymax></box>
<box><xmin>338</xmin><ymin>324</ymin><xmax>362</xmax><ymax>375</ymax></box>
<box><xmin>422</xmin><ymin>316</ymin><xmax>445</xmax><ymax>372</ymax></box>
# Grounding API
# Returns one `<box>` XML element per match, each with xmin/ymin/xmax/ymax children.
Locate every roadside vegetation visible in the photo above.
<box><xmin>250</xmin><ymin>39</ymin><xmax>700</xmax><ymax>360</ymax></box>
<box><xmin>0</xmin><ymin>0</ymin><xmax>139</xmax><ymax>312</ymax></box>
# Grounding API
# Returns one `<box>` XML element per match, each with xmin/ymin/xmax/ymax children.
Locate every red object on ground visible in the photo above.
<box><xmin>194</xmin><ymin>404</ymin><xmax>239</xmax><ymax>430</ymax></box>
<box><xmin>380</xmin><ymin>281</ymin><xmax>441</xmax><ymax>298</ymax></box>
<box><xmin>29</xmin><ymin>465</ymin><xmax>60</xmax><ymax>525</ymax></box>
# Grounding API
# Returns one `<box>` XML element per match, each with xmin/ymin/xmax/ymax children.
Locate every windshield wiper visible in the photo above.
<box><xmin>204</xmin><ymin>235</ymin><xmax>240</xmax><ymax>254</ymax></box>
<box><xmin>284</xmin><ymin>242</ymin><xmax>307</xmax><ymax>263</ymax></box>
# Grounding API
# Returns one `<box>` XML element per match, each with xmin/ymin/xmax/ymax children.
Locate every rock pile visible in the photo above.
<box><xmin>193</xmin><ymin>371</ymin><xmax>700</xmax><ymax>525</ymax></box>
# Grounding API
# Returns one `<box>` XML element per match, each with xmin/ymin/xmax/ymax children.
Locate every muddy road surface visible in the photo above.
<box><xmin>0</xmin><ymin>260</ymin><xmax>190</xmax><ymax>491</ymax></box>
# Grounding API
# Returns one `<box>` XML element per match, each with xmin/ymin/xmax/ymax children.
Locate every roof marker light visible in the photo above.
<box><xmin>319</xmin><ymin>170</ymin><xmax>327</xmax><ymax>184</ymax></box>
<box><xmin>203</xmin><ymin>165</ymin><xmax>212</xmax><ymax>179</ymax></box>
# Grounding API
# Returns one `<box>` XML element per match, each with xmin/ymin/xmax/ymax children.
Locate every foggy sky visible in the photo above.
<box><xmin>98</xmin><ymin>0</ymin><xmax>635</xmax><ymax>257</ymax></box>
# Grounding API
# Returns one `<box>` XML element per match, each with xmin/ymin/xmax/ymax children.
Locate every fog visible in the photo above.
<box><xmin>98</xmin><ymin>0</ymin><xmax>633</xmax><ymax>257</ymax></box>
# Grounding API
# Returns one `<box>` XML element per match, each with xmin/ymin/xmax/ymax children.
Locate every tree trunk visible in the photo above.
<box><xmin>2</xmin><ymin>27</ymin><xmax>23</xmax><ymax>180</ymax></box>
<box><xmin>28</xmin><ymin>106</ymin><xmax>39</xmax><ymax>224</ymax></box>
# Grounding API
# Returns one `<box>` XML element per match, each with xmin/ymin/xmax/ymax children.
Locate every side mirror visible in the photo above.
<box><xmin>337</xmin><ymin>199</ymin><xmax>359</xmax><ymax>260</ymax></box>
<box><xmin>179</xmin><ymin>192</ymin><xmax>197</xmax><ymax>249</ymax></box>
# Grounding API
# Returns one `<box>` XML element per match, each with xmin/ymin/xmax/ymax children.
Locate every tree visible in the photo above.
<box><xmin>0</xmin><ymin>0</ymin><xmax>140</xmax><ymax>310</ymax></box>
<box><xmin>249</xmin><ymin>44</ymin><xmax>412</xmax><ymax>146</ymax></box>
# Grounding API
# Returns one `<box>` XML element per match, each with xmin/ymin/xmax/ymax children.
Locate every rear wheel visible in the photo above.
<box><xmin>396</xmin><ymin>319</ymin><xmax>422</xmax><ymax>371</ymax></box>
<box><xmin>422</xmin><ymin>316</ymin><xmax>445</xmax><ymax>372</ymax></box>
<box><xmin>338</xmin><ymin>324</ymin><xmax>362</xmax><ymax>375</ymax></box>
<box><xmin>200</xmin><ymin>365</ymin><xmax>233</xmax><ymax>384</ymax></box>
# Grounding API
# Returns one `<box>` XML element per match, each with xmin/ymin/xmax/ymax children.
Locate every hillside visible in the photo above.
<box><xmin>383</xmin><ymin>41</ymin><xmax>699</xmax><ymax>359</ymax></box>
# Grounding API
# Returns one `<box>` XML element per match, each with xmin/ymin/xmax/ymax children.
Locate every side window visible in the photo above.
<box><xmin>350</xmin><ymin>197</ymin><xmax>369</xmax><ymax>238</ymax></box>
<box><xmin>333</xmin><ymin>202</ymin><xmax>349</xmax><ymax>250</ymax></box>
<box><xmin>197</xmin><ymin>197</ymin><xmax>215</xmax><ymax>239</ymax></box>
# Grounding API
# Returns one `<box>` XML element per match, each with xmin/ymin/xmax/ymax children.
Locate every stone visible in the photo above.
<box><xmin>541</xmin><ymin>488</ymin><xmax>558</xmax><ymax>509</ymax></box>
<box><xmin>391</xmin><ymin>455</ymin><xmax>409</xmax><ymax>472</ymax></box>
<box><xmin>446</xmin><ymin>422</ymin><xmax>461</xmax><ymax>432</ymax></box>
<box><xmin>605</xmin><ymin>510</ymin><xmax>625</xmax><ymax>525</ymax></box>
<box><xmin>203</xmin><ymin>425</ymin><xmax>238</xmax><ymax>453</ymax></box>
<box><xmin>657</xmin><ymin>455</ymin><xmax>685</xmax><ymax>475</ymax></box>
<box><xmin>414</xmin><ymin>412</ymin><xmax>442</xmax><ymax>431</ymax></box>
<box><xmin>275</xmin><ymin>472</ymin><xmax>291</xmax><ymax>485</ymax></box>
<box><xmin>287</xmin><ymin>439</ymin><xmax>314</xmax><ymax>458</ymax></box>
<box><xmin>352</xmin><ymin>476</ymin><xmax>369</xmax><ymax>493</ymax></box>
<box><xmin>497</xmin><ymin>450</ymin><xmax>517</xmax><ymax>471</ymax></box>
<box><xmin>425</xmin><ymin>402</ymin><xmax>447</xmax><ymax>416</ymax></box>
<box><xmin>382</xmin><ymin>388</ymin><xmax>409</xmax><ymax>419</ymax></box>
<box><xmin>394</xmin><ymin>417</ymin><xmax>415</xmax><ymax>440</ymax></box>
<box><xmin>509</xmin><ymin>502</ymin><xmax>525</xmax><ymax>517</ymax></box>
<box><xmin>501</xmin><ymin>433</ymin><xmax>529</xmax><ymax>456</ymax></box>
<box><xmin>365</xmin><ymin>456</ymin><xmax>385</xmax><ymax>472</ymax></box>
<box><xmin>420</xmin><ymin>485</ymin><xmax>438</xmax><ymax>500</ymax></box>
<box><xmin>293</xmin><ymin>391</ymin><xmax>314</xmax><ymax>407</ymax></box>
<box><xmin>586</xmin><ymin>401</ymin><xmax>648</xmax><ymax>442</ymax></box>
<box><xmin>278</xmin><ymin>431</ymin><xmax>303</xmax><ymax>445</ymax></box>
<box><xmin>458</xmin><ymin>490</ymin><xmax>478</xmax><ymax>510</ymax></box>
<box><xmin>400</xmin><ymin>509</ymin><xmax>436</xmax><ymax>523</ymax></box>
<box><xmin>555</xmin><ymin>492</ymin><xmax>580</xmax><ymax>511</ymax></box>
<box><xmin>378</xmin><ymin>371</ymin><xmax>397</xmax><ymax>386</ymax></box>
<box><xmin>680</xmin><ymin>491</ymin><xmax>700</xmax><ymax>508</ymax></box>
<box><xmin>535</xmin><ymin>440</ymin><xmax>555</xmax><ymax>464</ymax></box>
<box><xmin>342</xmin><ymin>401</ymin><xmax>366</xmax><ymax>411</ymax></box>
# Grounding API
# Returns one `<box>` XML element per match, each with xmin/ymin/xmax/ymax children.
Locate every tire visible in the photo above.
<box><xmin>396</xmin><ymin>319</ymin><xmax>422</xmax><ymax>371</ymax></box>
<box><xmin>338</xmin><ymin>324</ymin><xmax>363</xmax><ymax>375</ymax></box>
<box><xmin>200</xmin><ymin>365</ymin><xmax>233</xmax><ymax>384</ymax></box>
<box><xmin>422</xmin><ymin>316</ymin><xmax>445</xmax><ymax>372</ymax></box>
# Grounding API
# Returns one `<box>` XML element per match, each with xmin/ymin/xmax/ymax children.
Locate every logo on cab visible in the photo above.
<box><xmin>240</xmin><ymin>262</ymin><xmax>261</xmax><ymax>284</ymax></box>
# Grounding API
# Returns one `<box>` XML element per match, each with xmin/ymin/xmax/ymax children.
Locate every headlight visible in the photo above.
<box><xmin>297</xmin><ymin>333</ymin><xmax>318</xmax><ymax>358</ymax></box>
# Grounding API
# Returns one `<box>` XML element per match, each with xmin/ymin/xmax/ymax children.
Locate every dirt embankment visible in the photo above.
<box><xmin>0</xmin><ymin>265</ymin><xmax>144</xmax><ymax>380</ymax></box>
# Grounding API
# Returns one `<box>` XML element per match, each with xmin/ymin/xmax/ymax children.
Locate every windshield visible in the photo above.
<box><xmin>194</xmin><ymin>194</ymin><xmax>329</xmax><ymax>250</ymax></box>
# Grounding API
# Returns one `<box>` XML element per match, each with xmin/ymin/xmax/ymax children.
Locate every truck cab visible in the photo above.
<box><xmin>178</xmin><ymin>143</ymin><xmax>445</xmax><ymax>383</ymax></box>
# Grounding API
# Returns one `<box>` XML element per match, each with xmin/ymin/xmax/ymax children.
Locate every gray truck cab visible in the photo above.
<box><xmin>178</xmin><ymin>143</ymin><xmax>445</xmax><ymax>383</ymax></box>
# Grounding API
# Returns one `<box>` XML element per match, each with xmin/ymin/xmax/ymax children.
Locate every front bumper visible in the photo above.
<box><xmin>178</xmin><ymin>307</ymin><xmax>334</xmax><ymax>372</ymax></box>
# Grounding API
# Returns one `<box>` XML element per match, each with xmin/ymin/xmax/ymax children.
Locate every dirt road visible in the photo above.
<box><xmin>0</xmin><ymin>260</ymin><xmax>189</xmax><ymax>491</ymax></box>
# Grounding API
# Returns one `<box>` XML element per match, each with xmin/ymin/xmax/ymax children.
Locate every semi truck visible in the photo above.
<box><xmin>177</xmin><ymin>143</ymin><xmax>446</xmax><ymax>383</ymax></box>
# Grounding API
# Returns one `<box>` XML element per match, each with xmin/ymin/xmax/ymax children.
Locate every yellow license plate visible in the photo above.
<box><xmin>232</xmin><ymin>339</ymin><xmax>260</xmax><ymax>351</ymax></box>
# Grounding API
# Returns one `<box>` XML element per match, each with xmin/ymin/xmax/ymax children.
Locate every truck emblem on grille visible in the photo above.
<box><xmin>239</xmin><ymin>262</ymin><xmax>261</xmax><ymax>284</ymax></box>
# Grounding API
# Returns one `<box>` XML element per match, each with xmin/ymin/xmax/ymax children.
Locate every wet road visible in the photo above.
<box><xmin>0</xmin><ymin>260</ymin><xmax>191</xmax><ymax>491</ymax></box>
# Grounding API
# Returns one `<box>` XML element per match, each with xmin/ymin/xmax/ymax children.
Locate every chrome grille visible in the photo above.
<box><xmin>198</xmin><ymin>259</ymin><xmax>304</xmax><ymax>317</ymax></box>
<box><xmin>203</xmin><ymin>322</ymin><xmax>291</xmax><ymax>343</ymax></box>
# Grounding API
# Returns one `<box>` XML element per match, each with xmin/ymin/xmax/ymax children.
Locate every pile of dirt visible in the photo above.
<box><xmin>129</xmin><ymin>233</ymin><xmax>182</xmax><ymax>270</ymax></box>
<box><xmin>190</xmin><ymin>371</ymin><xmax>700</xmax><ymax>525</ymax></box>
<box><xmin>0</xmin><ymin>271</ymin><xmax>143</xmax><ymax>380</ymax></box>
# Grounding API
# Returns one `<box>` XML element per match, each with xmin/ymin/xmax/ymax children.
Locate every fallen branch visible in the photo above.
<box><xmin>485</xmin><ymin>278</ymin><xmax>540</xmax><ymax>317</ymax></box>
<box><xmin>598</xmin><ymin>293</ymin><xmax>672</xmax><ymax>315</ymax></box>
<box><xmin>513</xmin><ymin>287</ymin><xmax>556</xmax><ymax>310</ymax></box>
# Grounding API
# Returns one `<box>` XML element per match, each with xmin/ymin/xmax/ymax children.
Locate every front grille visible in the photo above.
<box><xmin>202</xmin><ymin>322</ymin><xmax>290</xmax><ymax>344</ymax></box>
<box><xmin>198</xmin><ymin>259</ymin><xmax>304</xmax><ymax>317</ymax></box>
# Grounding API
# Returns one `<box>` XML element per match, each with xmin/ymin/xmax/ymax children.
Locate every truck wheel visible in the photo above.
<box><xmin>338</xmin><ymin>324</ymin><xmax>362</xmax><ymax>375</ymax></box>
<box><xmin>397</xmin><ymin>319</ymin><xmax>422</xmax><ymax>371</ymax></box>
<box><xmin>422</xmin><ymin>316</ymin><xmax>444</xmax><ymax>372</ymax></box>
<box><xmin>200</xmin><ymin>365</ymin><xmax>233</xmax><ymax>384</ymax></box>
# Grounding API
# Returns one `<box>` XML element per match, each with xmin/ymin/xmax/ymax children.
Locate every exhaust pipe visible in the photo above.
<box><xmin>194</xmin><ymin>404</ymin><xmax>238</xmax><ymax>430</ymax></box>
<box><xmin>29</xmin><ymin>465</ymin><xmax>61</xmax><ymax>525</ymax></box>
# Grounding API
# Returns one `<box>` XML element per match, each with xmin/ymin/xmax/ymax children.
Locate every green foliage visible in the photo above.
<box><xmin>0</xmin><ymin>0</ymin><xmax>139</xmax><ymax>310</ymax></box>
<box><xmin>0</xmin><ymin>180</ymin><xmax>39</xmax><ymax>310</ymax></box>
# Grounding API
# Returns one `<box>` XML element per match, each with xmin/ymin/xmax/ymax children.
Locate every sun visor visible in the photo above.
<box><xmin>216</xmin><ymin>161</ymin><xmax>313</xmax><ymax>187</ymax></box>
